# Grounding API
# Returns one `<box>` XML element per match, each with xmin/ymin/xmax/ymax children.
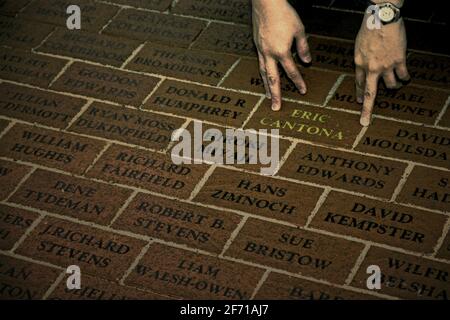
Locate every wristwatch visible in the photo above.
<box><xmin>368</xmin><ymin>1</ymin><xmax>402</xmax><ymax>24</ymax></box>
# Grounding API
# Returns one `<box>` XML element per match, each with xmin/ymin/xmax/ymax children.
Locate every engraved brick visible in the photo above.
<box><xmin>10</xmin><ymin>169</ymin><xmax>133</xmax><ymax>225</ymax></box>
<box><xmin>0</xmin><ymin>124</ymin><xmax>106</xmax><ymax>175</ymax></box>
<box><xmin>124</xmin><ymin>243</ymin><xmax>264</xmax><ymax>299</ymax></box>
<box><xmin>194</xmin><ymin>167</ymin><xmax>323</xmax><ymax>226</ymax></box>
<box><xmin>17</xmin><ymin>216</ymin><xmax>147</xmax><ymax>281</ymax></box>
<box><xmin>225</xmin><ymin>218</ymin><xmax>364</xmax><ymax>283</ymax></box>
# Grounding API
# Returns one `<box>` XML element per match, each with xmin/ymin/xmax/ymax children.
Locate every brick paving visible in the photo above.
<box><xmin>0</xmin><ymin>0</ymin><xmax>449</xmax><ymax>300</ymax></box>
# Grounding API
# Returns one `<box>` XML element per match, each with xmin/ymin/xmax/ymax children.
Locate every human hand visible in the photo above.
<box><xmin>354</xmin><ymin>4</ymin><xmax>409</xmax><ymax>126</ymax></box>
<box><xmin>252</xmin><ymin>0</ymin><xmax>311</xmax><ymax>111</ymax></box>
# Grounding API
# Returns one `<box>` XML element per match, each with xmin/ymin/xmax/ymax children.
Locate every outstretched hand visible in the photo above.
<box><xmin>354</xmin><ymin>9</ymin><xmax>410</xmax><ymax>126</ymax></box>
<box><xmin>252</xmin><ymin>0</ymin><xmax>311</xmax><ymax>111</ymax></box>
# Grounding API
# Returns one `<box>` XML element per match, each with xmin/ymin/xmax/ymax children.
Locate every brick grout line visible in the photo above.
<box><xmin>120</xmin><ymin>42</ymin><xmax>147</xmax><ymax>69</ymax></box>
<box><xmin>216</xmin><ymin>57</ymin><xmax>242</xmax><ymax>87</ymax></box>
<box><xmin>271</xmin><ymin>269</ymin><xmax>396</xmax><ymax>300</ymax></box>
<box><xmin>185</xmin><ymin>199</ymin><xmax>298</xmax><ymax>228</ymax></box>
<box><xmin>344</xmin><ymin>244</ymin><xmax>370</xmax><ymax>285</ymax></box>
<box><xmin>220</xmin><ymin>165</ymin><xmax>450</xmax><ymax>215</ymax></box>
<box><xmin>187</xmin><ymin>165</ymin><xmax>216</xmax><ymax>201</ymax></box>
<box><xmin>271</xmin><ymin>140</ymin><xmax>298</xmax><ymax>176</ymax></box>
<box><xmin>0</xmin><ymin>115</ymin><xmax>171</xmax><ymax>157</ymax></box>
<box><xmin>140</xmin><ymin>77</ymin><xmax>166</xmax><ymax>106</ymax></box>
<box><xmin>0</xmin><ymin>79</ymin><xmax>126</xmax><ymax>102</ymax></box>
<box><xmin>434</xmin><ymin>94</ymin><xmax>450</xmax><ymax>127</ymax></box>
<box><xmin>1</xmin><ymin>201</ymin><xmax>168</xmax><ymax>249</ymax></box>
<box><xmin>96</xmin><ymin>0</ymin><xmax>160</xmax><ymax>12</ymax></box>
<box><xmin>389</xmin><ymin>163</ymin><xmax>415</xmax><ymax>202</ymax></box>
<box><xmin>83</xmin><ymin>142</ymin><xmax>112</xmax><ymax>175</ymax></box>
<box><xmin>31</xmin><ymin>49</ymin><xmax>153</xmax><ymax>72</ymax></box>
<box><xmin>0</xmin><ymin>119</ymin><xmax>16</xmax><ymax>139</ymax></box>
<box><xmin>407</xmin><ymin>48</ymin><xmax>450</xmax><ymax>58</ymax></box>
<box><xmin>119</xmin><ymin>241</ymin><xmax>152</xmax><ymax>285</ymax></box>
<box><xmin>99</xmin><ymin>6</ymin><xmax>124</xmax><ymax>34</ymax></box>
<box><xmin>168</xmin><ymin>9</ymin><xmax>248</xmax><ymax>26</ymax></box>
<box><xmin>0</xmin><ymin>249</ymin><xmax>64</xmax><ymax>270</ymax></box>
<box><xmin>32</xmin><ymin>25</ymin><xmax>57</xmax><ymax>52</ymax></box>
<box><xmin>219</xmin><ymin>253</ymin><xmax>394</xmax><ymax>299</ymax></box>
<box><xmin>64</xmin><ymin>99</ymin><xmax>94</xmax><ymax>130</ymax></box>
<box><xmin>48</xmin><ymin>60</ymin><xmax>74</xmax><ymax>88</ymax></box>
<box><xmin>249</xmin><ymin>269</ymin><xmax>270</xmax><ymax>300</ymax></box>
<box><xmin>10</xmin><ymin>212</ymin><xmax>45</xmax><ymax>253</ymax></box>
<box><xmin>219</xmin><ymin>216</ymin><xmax>248</xmax><ymax>257</ymax></box>
<box><xmin>240</xmin><ymin>95</ymin><xmax>266</xmax><ymax>129</ymax></box>
<box><xmin>42</xmin><ymin>270</ymin><xmax>66</xmax><ymax>300</ymax></box>
<box><xmin>431</xmin><ymin>216</ymin><xmax>450</xmax><ymax>257</ymax></box>
<box><xmin>188</xmin><ymin>20</ymin><xmax>211</xmax><ymax>49</ymax></box>
<box><xmin>370</xmin><ymin>114</ymin><xmax>450</xmax><ymax>132</ymax></box>
<box><xmin>322</xmin><ymin>74</ymin><xmax>346</xmax><ymax>107</ymax></box>
<box><xmin>351</xmin><ymin>125</ymin><xmax>368</xmax><ymax>150</ymax></box>
<box><xmin>108</xmin><ymin>190</ymin><xmax>139</xmax><ymax>227</ymax></box>
<box><xmin>307</xmin><ymin>222</ymin><xmax>450</xmax><ymax>263</ymax></box>
<box><xmin>304</xmin><ymin>188</ymin><xmax>331</xmax><ymax>228</ymax></box>
<box><xmin>17</xmin><ymin>0</ymin><xmax>34</xmax><ymax>14</ymax></box>
<box><xmin>284</xmin><ymin>96</ymin><xmax>340</xmax><ymax>109</ymax></box>
<box><xmin>338</xmin><ymin>285</ymin><xmax>397</xmax><ymax>300</ymax></box>
<box><xmin>396</xmin><ymin>202</ymin><xmax>449</xmax><ymax>216</ymax></box>
<box><xmin>3</xmin><ymin>166</ymin><xmax>37</xmax><ymax>202</ymax></box>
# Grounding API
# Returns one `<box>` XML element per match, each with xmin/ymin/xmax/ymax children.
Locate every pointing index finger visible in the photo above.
<box><xmin>265</xmin><ymin>58</ymin><xmax>282</xmax><ymax>111</ymax></box>
<box><xmin>360</xmin><ymin>73</ymin><xmax>379</xmax><ymax>127</ymax></box>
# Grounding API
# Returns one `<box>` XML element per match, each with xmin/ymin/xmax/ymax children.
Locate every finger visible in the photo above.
<box><xmin>280</xmin><ymin>55</ymin><xmax>307</xmax><ymax>95</ymax></box>
<box><xmin>295</xmin><ymin>31</ymin><xmax>311</xmax><ymax>63</ymax></box>
<box><xmin>265</xmin><ymin>58</ymin><xmax>282</xmax><ymax>111</ymax></box>
<box><xmin>360</xmin><ymin>73</ymin><xmax>379</xmax><ymax>127</ymax></box>
<box><xmin>395</xmin><ymin>62</ymin><xmax>411</xmax><ymax>82</ymax></box>
<box><xmin>383</xmin><ymin>70</ymin><xmax>399</xmax><ymax>89</ymax></box>
<box><xmin>355</xmin><ymin>66</ymin><xmax>366</xmax><ymax>104</ymax></box>
<box><xmin>258</xmin><ymin>52</ymin><xmax>271</xmax><ymax>99</ymax></box>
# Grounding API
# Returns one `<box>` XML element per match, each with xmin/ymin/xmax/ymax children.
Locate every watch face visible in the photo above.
<box><xmin>378</xmin><ymin>6</ymin><xmax>395</xmax><ymax>22</ymax></box>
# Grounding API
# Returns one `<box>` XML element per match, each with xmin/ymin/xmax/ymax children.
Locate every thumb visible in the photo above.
<box><xmin>296</xmin><ymin>32</ymin><xmax>311</xmax><ymax>64</ymax></box>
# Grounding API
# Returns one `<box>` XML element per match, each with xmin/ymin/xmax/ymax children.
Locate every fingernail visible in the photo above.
<box><xmin>300</xmin><ymin>88</ymin><xmax>307</xmax><ymax>95</ymax></box>
<box><xmin>357</xmin><ymin>97</ymin><xmax>363</xmax><ymax>104</ymax></box>
<box><xmin>271</xmin><ymin>104</ymin><xmax>280</xmax><ymax>111</ymax></box>
<box><xmin>266</xmin><ymin>93</ymin><xmax>271</xmax><ymax>99</ymax></box>
<box><xmin>304</xmin><ymin>55</ymin><xmax>312</xmax><ymax>63</ymax></box>
<box><xmin>360</xmin><ymin>117</ymin><xmax>370</xmax><ymax>127</ymax></box>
